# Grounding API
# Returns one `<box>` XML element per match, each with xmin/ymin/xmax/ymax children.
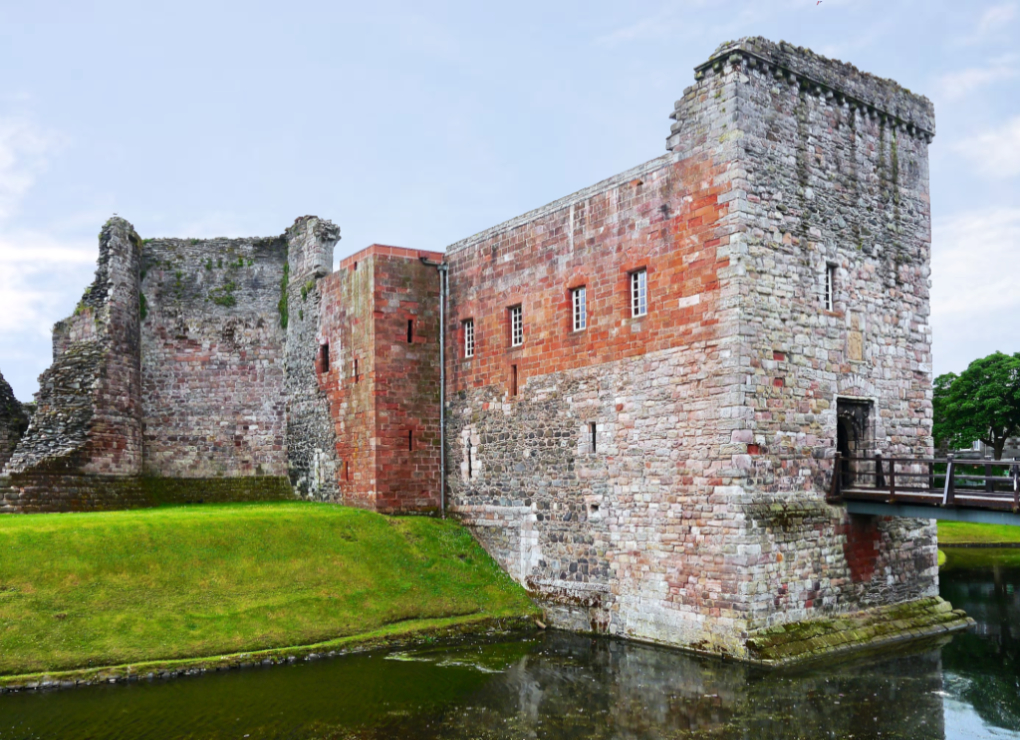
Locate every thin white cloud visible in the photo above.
<box><xmin>957</xmin><ymin>2</ymin><xmax>1018</xmax><ymax>44</ymax></box>
<box><xmin>0</xmin><ymin>118</ymin><xmax>61</xmax><ymax>220</ymax></box>
<box><xmin>976</xmin><ymin>2</ymin><xmax>1017</xmax><ymax>34</ymax></box>
<box><xmin>0</xmin><ymin>229</ymin><xmax>95</xmax><ymax>336</ymax></box>
<box><xmin>931</xmin><ymin>207</ymin><xmax>1020</xmax><ymax>375</ymax></box>
<box><xmin>936</xmin><ymin>55</ymin><xmax>1019</xmax><ymax>101</ymax></box>
<box><xmin>952</xmin><ymin>115</ymin><xmax>1020</xmax><ymax>178</ymax></box>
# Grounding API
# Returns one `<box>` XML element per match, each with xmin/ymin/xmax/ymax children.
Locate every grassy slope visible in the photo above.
<box><xmin>0</xmin><ymin>502</ymin><xmax>536</xmax><ymax>676</ymax></box>
<box><xmin>938</xmin><ymin>521</ymin><xmax>1020</xmax><ymax>546</ymax></box>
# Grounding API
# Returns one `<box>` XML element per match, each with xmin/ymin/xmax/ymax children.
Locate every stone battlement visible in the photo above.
<box><xmin>698</xmin><ymin>36</ymin><xmax>934</xmax><ymax>137</ymax></box>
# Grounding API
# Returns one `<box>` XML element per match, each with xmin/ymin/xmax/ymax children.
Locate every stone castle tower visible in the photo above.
<box><xmin>0</xmin><ymin>37</ymin><xmax>970</xmax><ymax>662</ymax></box>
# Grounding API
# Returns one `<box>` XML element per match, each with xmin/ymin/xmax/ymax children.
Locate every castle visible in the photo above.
<box><xmin>0</xmin><ymin>38</ymin><xmax>971</xmax><ymax>662</ymax></box>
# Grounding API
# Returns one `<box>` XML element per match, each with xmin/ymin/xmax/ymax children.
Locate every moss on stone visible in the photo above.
<box><xmin>278</xmin><ymin>263</ymin><xmax>289</xmax><ymax>328</ymax></box>
<box><xmin>209</xmin><ymin>281</ymin><xmax>237</xmax><ymax>308</ymax></box>
<box><xmin>746</xmin><ymin>597</ymin><xmax>972</xmax><ymax>666</ymax></box>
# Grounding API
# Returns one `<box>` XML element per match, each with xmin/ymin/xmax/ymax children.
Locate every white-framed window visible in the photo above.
<box><xmin>824</xmin><ymin>264</ymin><xmax>836</xmax><ymax>311</ymax></box>
<box><xmin>572</xmin><ymin>286</ymin><xmax>587</xmax><ymax>331</ymax></box>
<box><xmin>463</xmin><ymin>319</ymin><xmax>475</xmax><ymax>358</ymax></box>
<box><xmin>630</xmin><ymin>269</ymin><xmax>648</xmax><ymax>317</ymax></box>
<box><xmin>510</xmin><ymin>305</ymin><xmax>523</xmax><ymax>347</ymax></box>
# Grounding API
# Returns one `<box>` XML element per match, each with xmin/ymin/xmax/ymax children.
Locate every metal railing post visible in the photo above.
<box><xmin>1012</xmin><ymin>457</ymin><xmax>1019</xmax><ymax>514</ymax></box>
<box><xmin>888</xmin><ymin>457</ymin><xmax>896</xmax><ymax>503</ymax></box>
<box><xmin>944</xmin><ymin>454</ymin><xmax>955</xmax><ymax>507</ymax></box>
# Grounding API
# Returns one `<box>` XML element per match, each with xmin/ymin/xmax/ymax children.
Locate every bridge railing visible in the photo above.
<box><xmin>829</xmin><ymin>453</ymin><xmax>1020</xmax><ymax>513</ymax></box>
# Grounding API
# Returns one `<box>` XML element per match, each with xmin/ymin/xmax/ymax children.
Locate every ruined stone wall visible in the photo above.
<box><xmin>0</xmin><ymin>370</ymin><xmax>28</xmax><ymax>472</ymax></box>
<box><xmin>5</xmin><ymin>218</ymin><xmax>143</xmax><ymax>479</ymax></box>
<box><xmin>139</xmin><ymin>234</ymin><xmax>289</xmax><ymax>478</ymax></box>
<box><xmin>445</xmin><ymin>49</ymin><xmax>746</xmax><ymax>651</ymax></box>
<box><xmin>2</xmin><ymin>219</ymin><xmax>145</xmax><ymax>511</ymax></box>
<box><xmin>690</xmin><ymin>39</ymin><xmax>939</xmax><ymax>633</ymax></box>
<box><xmin>284</xmin><ymin>216</ymin><xmax>342</xmax><ymax>500</ymax></box>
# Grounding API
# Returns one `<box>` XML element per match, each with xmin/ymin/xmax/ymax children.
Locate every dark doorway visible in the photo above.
<box><xmin>837</xmin><ymin>399</ymin><xmax>872</xmax><ymax>487</ymax></box>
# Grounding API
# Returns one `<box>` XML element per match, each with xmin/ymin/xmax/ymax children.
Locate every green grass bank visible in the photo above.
<box><xmin>938</xmin><ymin>521</ymin><xmax>1020</xmax><ymax>546</ymax></box>
<box><xmin>0</xmin><ymin>502</ymin><xmax>537</xmax><ymax>679</ymax></box>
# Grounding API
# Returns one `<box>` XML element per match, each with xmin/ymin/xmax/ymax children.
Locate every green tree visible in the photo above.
<box><xmin>933</xmin><ymin>352</ymin><xmax>1020</xmax><ymax>460</ymax></box>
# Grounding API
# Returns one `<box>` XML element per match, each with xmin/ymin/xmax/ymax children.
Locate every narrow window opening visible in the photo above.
<box><xmin>509</xmin><ymin>305</ymin><xmax>523</xmax><ymax>347</ymax></box>
<box><xmin>572</xmin><ymin>286</ymin><xmax>587</xmax><ymax>331</ymax></box>
<box><xmin>408</xmin><ymin>429</ymin><xmax>413</xmax><ymax>452</ymax></box>
<box><xmin>590</xmin><ymin>422</ymin><xmax>597</xmax><ymax>453</ymax></box>
<box><xmin>824</xmin><ymin>264</ymin><xmax>835</xmax><ymax>311</ymax></box>
<box><xmin>407</xmin><ymin>319</ymin><xmax>414</xmax><ymax>343</ymax></box>
<box><xmin>342</xmin><ymin>460</ymin><xmax>349</xmax><ymax>481</ymax></box>
<box><xmin>354</xmin><ymin>358</ymin><xmax>359</xmax><ymax>383</ymax></box>
<box><xmin>631</xmin><ymin>269</ymin><xmax>648</xmax><ymax>317</ymax></box>
<box><xmin>353</xmin><ymin>261</ymin><xmax>358</xmax><ymax>271</ymax></box>
<box><xmin>590</xmin><ymin>503</ymin><xmax>600</xmax><ymax>514</ymax></box>
<box><xmin>318</xmin><ymin>342</ymin><xmax>330</xmax><ymax>373</ymax></box>
<box><xmin>467</xmin><ymin>445</ymin><xmax>473</xmax><ymax>477</ymax></box>
<box><xmin>511</xmin><ymin>364</ymin><xmax>518</xmax><ymax>397</ymax></box>
<box><xmin>463</xmin><ymin>319</ymin><xmax>475</xmax><ymax>358</ymax></box>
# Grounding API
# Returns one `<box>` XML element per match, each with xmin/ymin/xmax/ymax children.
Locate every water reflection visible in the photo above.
<box><xmin>941</xmin><ymin>551</ymin><xmax>1020</xmax><ymax>735</ymax></box>
<box><xmin>1</xmin><ymin>554</ymin><xmax>1018</xmax><ymax>740</ymax></box>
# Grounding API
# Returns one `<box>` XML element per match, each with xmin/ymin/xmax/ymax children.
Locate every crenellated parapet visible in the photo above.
<box><xmin>668</xmin><ymin>36</ymin><xmax>934</xmax><ymax>151</ymax></box>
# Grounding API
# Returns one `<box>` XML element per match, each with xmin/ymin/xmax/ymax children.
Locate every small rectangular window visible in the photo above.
<box><xmin>408</xmin><ymin>429</ymin><xmax>413</xmax><ymax>451</ymax></box>
<box><xmin>407</xmin><ymin>319</ymin><xmax>414</xmax><ymax>343</ymax></box>
<box><xmin>572</xmin><ymin>287</ymin><xmax>587</xmax><ymax>331</ymax></box>
<box><xmin>511</xmin><ymin>364</ymin><xmax>518</xmax><ymax>397</ymax></box>
<box><xmin>631</xmin><ymin>269</ymin><xmax>647</xmax><ymax>317</ymax></box>
<box><xmin>318</xmin><ymin>342</ymin><xmax>329</xmax><ymax>373</ymax></box>
<box><xmin>467</xmin><ymin>445</ymin><xmax>473</xmax><ymax>477</ymax></box>
<box><xmin>342</xmin><ymin>460</ymin><xmax>350</xmax><ymax>481</ymax></box>
<box><xmin>463</xmin><ymin>319</ymin><xmax>475</xmax><ymax>358</ymax></box>
<box><xmin>509</xmin><ymin>305</ymin><xmax>523</xmax><ymax>347</ymax></box>
<box><xmin>589</xmin><ymin>422</ymin><xmax>597</xmax><ymax>453</ymax></box>
<box><xmin>825</xmin><ymin>264</ymin><xmax>835</xmax><ymax>311</ymax></box>
<box><xmin>354</xmin><ymin>358</ymin><xmax>359</xmax><ymax>383</ymax></box>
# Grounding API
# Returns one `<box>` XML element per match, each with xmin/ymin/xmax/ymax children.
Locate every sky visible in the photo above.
<box><xmin>0</xmin><ymin>0</ymin><xmax>1017</xmax><ymax>400</ymax></box>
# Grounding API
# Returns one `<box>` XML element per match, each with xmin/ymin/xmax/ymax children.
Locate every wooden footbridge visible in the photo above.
<box><xmin>829</xmin><ymin>453</ymin><xmax>1020</xmax><ymax>526</ymax></box>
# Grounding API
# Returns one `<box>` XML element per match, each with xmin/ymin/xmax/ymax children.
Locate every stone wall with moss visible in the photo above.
<box><xmin>0</xmin><ymin>370</ymin><xmax>28</xmax><ymax>472</ymax></box>
<box><xmin>139</xmin><ymin>233</ymin><xmax>290</xmax><ymax>478</ymax></box>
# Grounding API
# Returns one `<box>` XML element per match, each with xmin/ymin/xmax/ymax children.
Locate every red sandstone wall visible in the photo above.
<box><xmin>445</xmin><ymin>156</ymin><xmax>729</xmax><ymax>402</ymax></box>
<box><xmin>371</xmin><ymin>251</ymin><xmax>442</xmax><ymax>513</ymax></box>
<box><xmin>318</xmin><ymin>246</ymin><xmax>443</xmax><ymax>513</ymax></box>
<box><xmin>319</xmin><ymin>253</ymin><xmax>378</xmax><ymax>508</ymax></box>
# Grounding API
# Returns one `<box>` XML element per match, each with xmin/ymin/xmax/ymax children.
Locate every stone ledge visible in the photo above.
<box><xmin>0</xmin><ymin>474</ymin><xmax>296</xmax><ymax>514</ymax></box>
<box><xmin>746</xmin><ymin>597</ymin><xmax>973</xmax><ymax>667</ymax></box>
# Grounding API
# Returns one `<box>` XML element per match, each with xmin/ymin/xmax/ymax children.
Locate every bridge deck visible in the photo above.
<box><xmin>831</xmin><ymin>453</ymin><xmax>1020</xmax><ymax>525</ymax></box>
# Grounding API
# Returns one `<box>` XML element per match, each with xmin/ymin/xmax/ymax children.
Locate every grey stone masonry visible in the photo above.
<box><xmin>5</xmin><ymin>218</ymin><xmax>143</xmax><ymax>477</ymax></box>
<box><xmin>139</xmin><ymin>232</ymin><xmax>290</xmax><ymax>478</ymax></box>
<box><xmin>284</xmin><ymin>216</ymin><xmax>342</xmax><ymax>500</ymax></box>
<box><xmin>0</xmin><ymin>370</ymin><xmax>28</xmax><ymax>472</ymax></box>
<box><xmin>445</xmin><ymin>36</ymin><xmax>961</xmax><ymax>662</ymax></box>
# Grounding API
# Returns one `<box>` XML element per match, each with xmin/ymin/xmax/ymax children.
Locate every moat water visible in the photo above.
<box><xmin>2</xmin><ymin>551</ymin><xmax>1018</xmax><ymax>740</ymax></box>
